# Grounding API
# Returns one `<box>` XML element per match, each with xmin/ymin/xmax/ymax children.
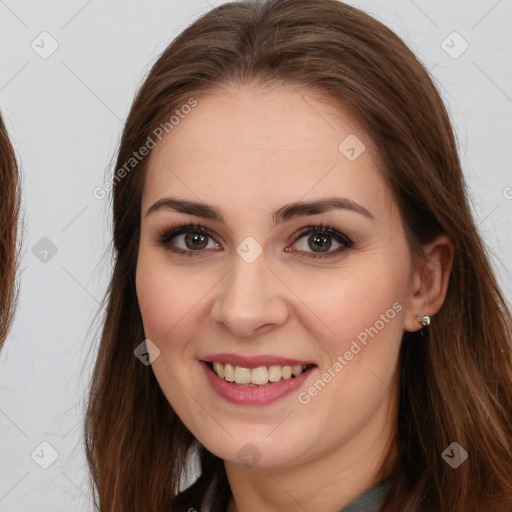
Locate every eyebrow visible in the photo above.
<box><xmin>146</xmin><ymin>196</ymin><xmax>375</xmax><ymax>224</ymax></box>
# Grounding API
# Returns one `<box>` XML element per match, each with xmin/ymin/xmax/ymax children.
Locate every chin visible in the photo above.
<box><xmin>197</xmin><ymin>428</ymin><xmax>316</xmax><ymax>470</ymax></box>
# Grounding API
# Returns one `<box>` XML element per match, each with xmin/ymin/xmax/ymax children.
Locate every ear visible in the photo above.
<box><xmin>404</xmin><ymin>234</ymin><xmax>454</xmax><ymax>332</ymax></box>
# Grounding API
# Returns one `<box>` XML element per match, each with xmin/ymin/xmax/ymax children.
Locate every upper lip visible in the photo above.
<box><xmin>200</xmin><ymin>353</ymin><xmax>316</xmax><ymax>369</ymax></box>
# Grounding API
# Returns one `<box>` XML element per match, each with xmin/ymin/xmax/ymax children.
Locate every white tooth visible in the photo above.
<box><xmin>219</xmin><ymin>363</ymin><xmax>304</xmax><ymax>383</ymax></box>
<box><xmin>250</xmin><ymin>366</ymin><xmax>269</xmax><ymax>385</ymax></box>
<box><xmin>213</xmin><ymin>362</ymin><xmax>224</xmax><ymax>379</ymax></box>
<box><xmin>224</xmin><ymin>363</ymin><xmax>235</xmax><ymax>382</ymax></box>
<box><xmin>292</xmin><ymin>365</ymin><xmax>304</xmax><ymax>377</ymax></box>
<box><xmin>281</xmin><ymin>365</ymin><xmax>292</xmax><ymax>379</ymax></box>
<box><xmin>268</xmin><ymin>365</ymin><xmax>282</xmax><ymax>382</ymax></box>
<box><xmin>234</xmin><ymin>366</ymin><xmax>251</xmax><ymax>384</ymax></box>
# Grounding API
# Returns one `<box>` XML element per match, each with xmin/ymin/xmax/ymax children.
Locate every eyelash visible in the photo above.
<box><xmin>155</xmin><ymin>222</ymin><xmax>354</xmax><ymax>259</ymax></box>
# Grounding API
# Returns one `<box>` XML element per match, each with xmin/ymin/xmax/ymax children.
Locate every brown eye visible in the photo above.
<box><xmin>290</xmin><ymin>224</ymin><xmax>353</xmax><ymax>259</ymax></box>
<box><xmin>156</xmin><ymin>223</ymin><xmax>221</xmax><ymax>256</ymax></box>
<box><xmin>182</xmin><ymin>231</ymin><xmax>209</xmax><ymax>250</ymax></box>
<box><xmin>307</xmin><ymin>233</ymin><xmax>332</xmax><ymax>253</ymax></box>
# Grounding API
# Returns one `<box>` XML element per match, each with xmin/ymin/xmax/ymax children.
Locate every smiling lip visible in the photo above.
<box><xmin>201</xmin><ymin>362</ymin><xmax>315</xmax><ymax>405</ymax></box>
<box><xmin>200</xmin><ymin>353</ymin><xmax>315</xmax><ymax>368</ymax></box>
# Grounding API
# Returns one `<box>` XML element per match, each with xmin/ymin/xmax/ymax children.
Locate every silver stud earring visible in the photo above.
<box><xmin>421</xmin><ymin>315</ymin><xmax>431</xmax><ymax>326</ymax></box>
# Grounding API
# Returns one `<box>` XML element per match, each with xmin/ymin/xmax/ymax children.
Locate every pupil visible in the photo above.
<box><xmin>309</xmin><ymin>233</ymin><xmax>331</xmax><ymax>252</ymax></box>
<box><xmin>186</xmin><ymin>232</ymin><xmax>207</xmax><ymax>250</ymax></box>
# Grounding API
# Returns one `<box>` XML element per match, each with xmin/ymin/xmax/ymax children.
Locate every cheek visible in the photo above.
<box><xmin>304</xmin><ymin>270</ymin><xmax>406</xmax><ymax>351</ymax></box>
<box><xmin>296</xmin><ymin>247</ymin><xmax>410</xmax><ymax>387</ymax></box>
<box><xmin>135</xmin><ymin>254</ymin><xmax>206</xmax><ymax>420</ymax></box>
<box><xmin>136</xmin><ymin>251</ymin><xmax>188</xmax><ymax>354</ymax></box>
<box><xmin>293</xmin><ymin>268</ymin><xmax>406</xmax><ymax>438</ymax></box>
<box><xmin>135</xmin><ymin>251</ymin><xmax>214</xmax><ymax>357</ymax></box>
<box><xmin>136</xmin><ymin>261</ymin><xmax>171</xmax><ymax>340</ymax></box>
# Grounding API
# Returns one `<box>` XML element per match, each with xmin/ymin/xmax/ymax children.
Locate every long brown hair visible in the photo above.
<box><xmin>0</xmin><ymin>112</ymin><xmax>21</xmax><ymax>347</ymax></box>
<box><xmin>84</xmin><ymin>1</ymin><xmax>512</xmax><ymax>510</ymax></box>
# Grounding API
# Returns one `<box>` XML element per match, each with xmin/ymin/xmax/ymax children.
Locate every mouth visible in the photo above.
<box><xmin>201</xmin><ymin>360</ymin><xmax>316</xmax><ymax>387</ymax></box>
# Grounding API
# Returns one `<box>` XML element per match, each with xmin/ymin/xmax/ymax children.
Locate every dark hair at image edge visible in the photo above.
<box><xmin>0</xmin><ymin>112</ymin><xmax>21</xmax><ymax>348</ymax></box>
<box><xmin>84</xmin><ymin>1</ymin><xmax>512</xmax><ymax>510</ymax></box>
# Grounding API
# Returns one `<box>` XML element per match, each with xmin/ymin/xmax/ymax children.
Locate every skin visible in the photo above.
<box><xmin>136</xmin><ymin>83</ymin><xmax>453</xmax><ymax>512</ymax></box>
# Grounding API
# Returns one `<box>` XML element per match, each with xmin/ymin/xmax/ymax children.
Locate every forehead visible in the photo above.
<box><xmin>143</xmin><ymin>84</ymin><xmax>391</xmax><ymax>220</ymax></box>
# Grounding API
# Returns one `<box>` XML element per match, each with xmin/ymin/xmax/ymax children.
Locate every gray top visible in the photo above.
<box><xmin>338</xmin><ymin>480</ymin><xmax>392</xmax><ymax>512</ymax></box>
<box><xmin>202</xmin><ymin>478</ymin><xmax>392</xmax><ymax>512</ymax></box>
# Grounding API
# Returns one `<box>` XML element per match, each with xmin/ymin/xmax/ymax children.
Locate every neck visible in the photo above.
<box><xmin>224</xmin><ymin>399</ymin><xmax>397</xmax><ymax>512</ymax></box>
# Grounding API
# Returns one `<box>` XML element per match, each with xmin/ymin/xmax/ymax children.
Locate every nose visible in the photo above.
<box><xmin>211</xmin><ymin>250</ymin><xmax>289</xmax><ymax>338</ymax></box>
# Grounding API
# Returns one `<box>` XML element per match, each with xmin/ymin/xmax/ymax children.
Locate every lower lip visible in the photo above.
<box><xmin>201</xmin><ymin>361</ymin><xmax>315</xmax><ymax>405</ymax></box>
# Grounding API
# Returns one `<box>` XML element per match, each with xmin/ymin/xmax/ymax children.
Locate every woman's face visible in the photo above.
<box><xmin>136</xmin><ymin>84</ymin><xmax>418</xmax><ymax>471</ymax></box>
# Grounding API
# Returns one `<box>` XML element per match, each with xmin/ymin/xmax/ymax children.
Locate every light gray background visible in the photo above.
<box><xmin>0</xmin><ymin>0</ymin><xmax>511</xmax><ymax>510</ymax></box>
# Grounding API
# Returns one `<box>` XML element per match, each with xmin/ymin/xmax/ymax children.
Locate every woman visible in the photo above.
<box><xmin>84</xmin><ymin>1</ymin><xmax>512</xmax><ymax>511</ymax></box>
<box><xmin>0</xmin><ymin>112</ymin><xmax>21</xmax><ymax>347</ymax></box>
